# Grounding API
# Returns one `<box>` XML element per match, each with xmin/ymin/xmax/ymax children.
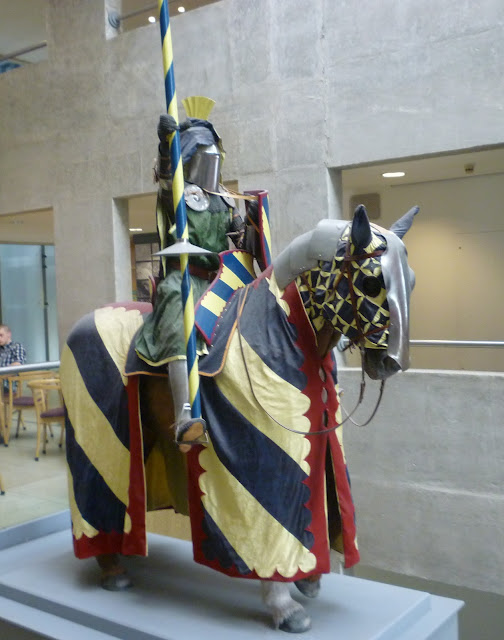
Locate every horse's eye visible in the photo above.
<box><xmin>362</xmin><ymin>275</ymin><xmax>382</xmax><ymax>298</ymax></box>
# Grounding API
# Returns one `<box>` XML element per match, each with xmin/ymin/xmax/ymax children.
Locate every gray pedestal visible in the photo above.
<box><xmin>0</xmin><ymin>512</ymin><xmax>463</xmax><ymax>639</ymax></box>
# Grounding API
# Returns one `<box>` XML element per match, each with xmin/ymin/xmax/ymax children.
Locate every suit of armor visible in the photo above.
<box><xmin>135</xmin><ymin>113</ymin><xmax>244</xmax><ymax>446</ymax></box>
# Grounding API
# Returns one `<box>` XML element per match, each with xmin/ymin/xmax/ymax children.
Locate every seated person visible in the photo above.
<box><xmin>0</xmin><ymin>324</ymin><xmax>26</xmax><ymax>394</ymax></box>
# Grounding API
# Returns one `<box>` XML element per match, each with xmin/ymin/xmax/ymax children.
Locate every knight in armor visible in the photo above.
<box><xmin>135</xmin><ymin>98</ymin><xmax>244</xmax><ymax>450</ymax></box>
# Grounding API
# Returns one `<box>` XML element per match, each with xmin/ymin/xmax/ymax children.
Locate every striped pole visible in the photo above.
<box><xmin>158</xmin><ymin>0</ymin><xmax>201</xmax><ymax>419</ymax></box>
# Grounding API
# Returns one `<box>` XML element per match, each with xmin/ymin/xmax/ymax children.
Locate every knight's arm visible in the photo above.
<box><xmin>227</xmin><ymin>208</ymin><xmax>245</xmax><ymax>249</ymax></box>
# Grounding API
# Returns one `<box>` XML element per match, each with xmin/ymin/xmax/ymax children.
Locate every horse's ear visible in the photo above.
<box><xmin>389</xmin><ymin>206</ymin><xmax>419</xmax><ymax>239</ymax></box>
<box><xmin>351</xmin><ymin>205</ymin><xmax>373</xmax><ymax>251</ymax></box>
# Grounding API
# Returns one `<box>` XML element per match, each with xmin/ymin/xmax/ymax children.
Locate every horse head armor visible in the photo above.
<box><xmin>273</xmin><ymin>205</ymin><xmax>418</xmax><ymax>379</ymax></box>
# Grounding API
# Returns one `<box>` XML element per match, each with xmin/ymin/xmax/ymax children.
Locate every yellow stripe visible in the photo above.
<box><xmin>199</xmin><ymin>449</ymin><xmax>316</xmax><ymax>578</ymax></box>
<box><xmin>261</xmin><ymin>205</ymin><xmax>272</xmax><ymax>253</ymax></box>
<box><xmin>167</xmin><ymin>94</ymin><xmax>177</xmax><ymax>119</ymax></box>
<box><xmin>201</xmin><ymin>289</ymin><xmax>228</xmax><ymax>316</ymax></box>
<box><xmin>183</xmin><ymin>288</ymin><xmax>196</xmax><ymax>344</ymax></box>
<box><xmin>61</xmin><ymin>345</ymin><xmax>131</xmax><ymax>507</ymax></box>
<box><xmin>266</xmin><ymin>272</ymin><xmax>290</xmax><ymax>315</ymax></box>
<box><xmin>188</xmin><ymin>361</ymin><xmax>199</xmax><ymax>406</ymax></box>
<box><xmin>215</xmin><ymin>331</ymin><xmax>311</xmax><ymax>472</ymax></box>
<box><xmin>233</xmin><ymin>251</ymin><xmax>256</xmax><ymax>275</ymax></box>
<box><xmin>219</xmin><ymin>263</ymin><xmax>249</xmax><ymax>290</ymax></box>
<box><xmin>94</xmin><ymin>307</ymin><xmax>145</xmax><ymax>385</ymax></box>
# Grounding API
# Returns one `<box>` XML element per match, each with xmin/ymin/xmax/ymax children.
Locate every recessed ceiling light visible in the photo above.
<box><xmin>148</xmin><ymin>16</ymin><xmax>156</xmax><ymax>23</ymax></box>
<box><xmin>129</xmin><ymin>228</ymin><xmax>143</xmax><ymax>232</ymax></box>
<box><xmin>382</xmin><ymin>171</ymin><xmax>406</xmax><ymax>178</ymax></box>
<box><xmin>178</xmin><ymin>6</ymin><xmax>186</xmax><ymax>12</ymax></box>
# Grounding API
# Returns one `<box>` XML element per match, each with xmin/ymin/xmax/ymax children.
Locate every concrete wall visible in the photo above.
<box><xmin>339</xmin><ymin>367</ymin><xmax>504</xmax><ymax>596</ymax></box>
<box><xmin>342</xmin><ymin>172</ymin><xmax>504</xmax><ymax>372</ymax></box>
<box><xmin>1</xmin><ymin>0</ymin><xmax>503</xmax><ymax>341</ymax></box>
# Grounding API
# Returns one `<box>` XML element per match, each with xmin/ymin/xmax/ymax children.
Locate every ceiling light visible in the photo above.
<box><xmin>178</xmin><ymin>6</ymin><xmax>186</xmax><ymax>12</ymax></box>
<box><xmin>382</xmin><ymin>171</ymin><xmax>405</xmax><ymax>178</ymax></box>
<box><xmin>129</xmin><ymin>228</ymin><xmax>143</xmax><ymax>232</ymax></box>
<box><xmin>148</xmin><ymin>16</ymin><xmax>156</xmax><ymax>23</ymax></box>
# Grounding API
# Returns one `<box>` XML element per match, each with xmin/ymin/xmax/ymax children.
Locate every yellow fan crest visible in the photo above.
<box><xmin>182</xmin><ymin>96</ymin><xmax>216</xmax><ymax>120</ymax></box>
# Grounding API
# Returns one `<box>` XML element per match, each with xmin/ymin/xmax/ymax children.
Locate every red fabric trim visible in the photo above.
<box><xmin>124</xmin><ymin>374</ymin><xmax>147</xmax><ymax>556</ymax></box>
<box><xmin>283</xmin><ymin>282</ymin><xmax>359</xmax><ymax>570</ymax></box>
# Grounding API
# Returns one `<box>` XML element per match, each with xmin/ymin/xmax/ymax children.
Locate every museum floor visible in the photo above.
<box><xmin>0</xmin><ymin>410</ymin><xmax>68</xmax><ymax>529</ymax></box>
<box><xmin>0</xmin><ymin>412</ymin><xmax>503</xmax><ymax>640</ymax></box>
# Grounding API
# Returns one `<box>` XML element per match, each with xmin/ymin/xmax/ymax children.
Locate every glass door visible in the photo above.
<box><xmin>0</xmin><ymin>244</ymin><xmax>59</xmax><ymax>363</ymax></box>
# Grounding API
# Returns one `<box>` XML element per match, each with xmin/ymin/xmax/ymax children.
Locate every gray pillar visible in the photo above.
<box><xmin>53</xmin><ymin>195</ymin><xmax>132</xmax><ymax>346</ymax></box>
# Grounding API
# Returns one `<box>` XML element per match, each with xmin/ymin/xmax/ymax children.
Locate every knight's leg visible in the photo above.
<box><xmin>167</xmin><ymin>359</ymin><xmax>207</xmax><ymax>453</ymax></box>
<box><xmin>261</xmin><ymin>581</ymin><xmax>311</xmax><ymax>633</ymax></box>
<box><xmin>96</xmin><ymin>554</ymin><xmax>132</xmax><ymax>591</ymax></box>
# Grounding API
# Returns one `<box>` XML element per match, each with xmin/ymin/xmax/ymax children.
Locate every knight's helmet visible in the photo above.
<box><xmin>181</xmin><ymin>96</ymin><xmax>225</xmax><ymax>192</ymax></box>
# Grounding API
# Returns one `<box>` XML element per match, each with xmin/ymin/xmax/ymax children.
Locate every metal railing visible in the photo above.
<box><xmin>337</xmin><ymin>337</ymin><xmax>504</xmax><ymax>352</ymax></box>
<box><xmin>0</xmin><ymin>361</ymin><xmax>60</xmax><ymax>376</ymax></box>
<box><xmin>0</xmin><ymin>41</ymin><xmax>47</xmax><ymax>64</ymax></box>
<box><xmin>410</xmin><ymin>340</ymin><xmax>504</xmax><ymax>348</ymax></box>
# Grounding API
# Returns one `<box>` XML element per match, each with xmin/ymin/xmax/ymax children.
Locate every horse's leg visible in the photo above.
<box><xmin>96</xmin><ymin>553</ymin><xmax>132</xmax><ymax>591</ymax></box>
<box><xmin>294</xmin><ymin>574</ymin><xmax>322</xmax><ymax>598</ymax></box>
<box><xmin>261</xmin><ymin>581</ymin><xmax>311</xmax><ymax>633</ymax></box>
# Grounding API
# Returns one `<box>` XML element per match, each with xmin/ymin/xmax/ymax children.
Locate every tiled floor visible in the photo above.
<box><xmin>0</xmin><ymin>409</ymin><xmax>68</xmax><ymax>530</ymax></box>
<box><xmin>0</xmin><ymin>408</ymin><xmax>192</xmax><ymax>540</ymax></box>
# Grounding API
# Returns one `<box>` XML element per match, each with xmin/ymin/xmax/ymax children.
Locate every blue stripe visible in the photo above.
<box><xmin>226</xmin><ymin>253</ymin><xmax>255</xmax><ymax>284</ymax></box>
<box><xmin>201</xmin><ymin>507</ymin><xmax>251</xmax><ymax>575</ymax></box>
<box><xmin>66</xmin><ymin>417</ymin><xmax>126</xmax><ymax>532</ymax></box>
<box><xmin>195</xmin><ymin>305</ymin><xmax>218</xmax><ymax>338</ymax></box>
<box><xmin>159</xmin><ymin>0</ymin><xmax>169</xmax><ymax>41</ymax></box>
<box><xmin>164</xmin><ymin>69</ymin><xmax>176</xmax><ymax>120</ymax></box>
<box><xmin>66</xmin><ymin>312</ymin><xmax>130</xmax><ymax>450</ymax></box>
<box><xmin>211</xmin><ymin>278</ymin><xmax>235</xmax><ymax>301</ymax></box>
<box><xmin>262</xmin><ymin>198</ymin><xmax>272</xmax><ymax>264</ymax></box>
<box><xmin>238</xmin><ymin>280</ymin><xmax>306</xmax><ymax>390</ymax></box>
<box><xmin>201</xmin><ymin>376</ymin><xmax>314</xmax><ymax>549</ymax></box>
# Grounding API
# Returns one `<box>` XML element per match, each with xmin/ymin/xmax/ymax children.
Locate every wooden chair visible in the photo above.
<box><xmin>5</xmin><ymin>370</ymin><xmax>58</xmax><ymax>446</ymax></box>
<box><xmin>27</xmin><ymin>378</ymin><xmax>65</xmax><ymax>461</ymax></box>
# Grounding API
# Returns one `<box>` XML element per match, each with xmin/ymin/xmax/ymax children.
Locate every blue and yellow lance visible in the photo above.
<box><xmin>155</xmin><ymin>0</ymin><xmax>211</xmax><ymax>424</ymax></box>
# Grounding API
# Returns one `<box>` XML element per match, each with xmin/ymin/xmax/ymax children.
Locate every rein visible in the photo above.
<box><xmin>235</xmin><ymin>286</ymin><xmax>385</xmax><ymax>436</ymax></box>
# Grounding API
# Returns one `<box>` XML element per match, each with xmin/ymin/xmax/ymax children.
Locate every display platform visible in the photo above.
<box><xmin>0</xmin><ymin>511</ymin><xmax>463</xmax><ymax>640</ymax></box>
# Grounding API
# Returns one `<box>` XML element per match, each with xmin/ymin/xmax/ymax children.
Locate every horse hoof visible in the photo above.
<box><xmin>294</xmin><ymin>577</ymin><xmax>321</xmax><ymax>598</ymax></box>
<box><xmin>279</xmin><ymin>609</ymin><xmax>312</xmax><ymax>633</ymax></box>
<box><xmin>101</xmin><ymin>572</ymin><xmax>133</xmax><ymax>591</ymax></box>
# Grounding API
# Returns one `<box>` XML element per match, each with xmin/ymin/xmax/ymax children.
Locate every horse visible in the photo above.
<box><xmin>60</xmin><ymin>204</ymin><xmax>418</xmax><ymax>633</ymax></box>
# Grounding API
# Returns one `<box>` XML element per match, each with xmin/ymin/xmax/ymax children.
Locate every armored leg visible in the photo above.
<box><xmin>167</xmin><ymin>359</ymin><xmax>207</xmax><ymax>452</ymax></box>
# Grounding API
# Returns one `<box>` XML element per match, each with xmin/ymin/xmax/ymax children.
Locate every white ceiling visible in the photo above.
<box><xmin>1</xmin><ymin>1</ymin><xmax>504</xmax><ymax>244</ymax></box>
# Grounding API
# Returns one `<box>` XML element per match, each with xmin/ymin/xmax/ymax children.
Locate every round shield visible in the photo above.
<box><xmin>184</xmin><ymin>184</ymin><xmax>210</xmax><ymax>212</ymax></box>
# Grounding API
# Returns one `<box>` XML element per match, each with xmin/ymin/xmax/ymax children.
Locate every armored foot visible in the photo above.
<box><xmin>175</xmin><ymin>416</ymin><xmax>207</xmax><ymax>453</ymax></box>
<box><xmin>261</xmin><ymin>581</ymin><xmax>311</xmax><ymax>633</ymax></box>
<box><xmin>96</xmin><ymin>553</ymin><xmax>132</xmax><ymax>591</ymax></box>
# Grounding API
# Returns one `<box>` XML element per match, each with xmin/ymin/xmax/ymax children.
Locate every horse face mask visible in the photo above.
<box><xmin>274</xmin><ymin>204</ymin><xmax>418</xmax><ymax>380</ymax></box>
